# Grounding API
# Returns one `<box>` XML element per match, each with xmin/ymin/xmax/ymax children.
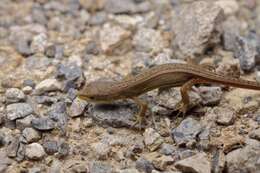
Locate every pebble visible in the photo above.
<box><xmin>197</xmin><ymin>86</ymin><xmax>222</xmax><ymax>106</ymax></box>
<box><xmin>226</xmin><ymin>140</ymin><xmax>260</xmax><ymax>173</ymax></box>
<box><xmin>23</xmin><ymin>79</ymin><xmax>36</xmax><ymax>88</ymax></box>
<box><xmin>215</xmin><ymin>0</ymin><xmax>239</xmax><ymax>16</ymax></box>
<box><xmin>22</xmin><ymin>128</ymin><xmax>41</xmax><ymax>143</ymax></box>
<box><xmin>249</xmin><ymin>128</ymin><xmax>260</xmax><ymax>141</ymax></box>
<box><xmin>6</xmin><ymin>103</ymin><xmax>33</xmax><ymax>121</ymax></box>
<box><xmin>136</xmin><ymin>157</ymin><xmax>154</xmax><ymax>173</ymax></box>
<box><xmin>48</xmin><ymin>102</ymin><xmax>68</xmax><ymax>131</ymax></box>
<box><xmin>212</xmin><ymin>150</ymin><xmax>225</xmax><ymax>173</ymax></box>
<box><xmin>214</xmin><ymin>107</ymin><xmax>236</xmax><ymax>125</ymax></box>
<box><xmin>43</xmin><ymin>140</ymin><xmax>58</xmax><ymax>155</ymax></box>
<box><xmin>31</xmin><ymin>117</ymin><xmax>56</xmax><ymax>131</ymax></box>
<box><xmin>234</xmin><ymin>36</ymin><xmax>257</xmax><ymax>71</ymax></box>
<box><xmin>99</xmin><ymin>24</ymin><xmax>131</xmax><ymax>55</ymax></box>
<box><xmin>6</xmin><ymin>135</ymin><xmax>20</xmax><ymax>158</ymax></box>
<box><xmin>143</xmin><ymin>128</ymin><xmax>163</xmax><ymax>151</ymax></box>
<box><xmin>172</xmin><ymin>1</ymin><xmax>224</xmax><ymax>58</ymax></box>
<box><xmin>118</xmin><ymin>169</ymin><xmax>139</xmax><ymax>173</ymax></box>
<box><xmin>175</xmin><ymin>152</ymin><xmax>211</xmax><ymax>173</ymax></box>
<box><xmin>22</xmin><ymin>86</ymin><xmax>33</xmax><ymax>94</ymax></box>
<box><xmin>56</xmin><ymin>64</ymin><xmax>83</xmax><ymax>81</ymax></box>
<box><xmin>133</xmin><ymin>28</ymin><xmax>164</xmax><ymax>53</ymax></box>
<box><xmin>0</xmin><ymin>151</ymin><xmax>12</xmax><ymax>173</ymax></box>
<box><xmin>91</xmin><ymin>103</ymin><xmax>137</xmax><ymax>128</ymax></box>
<box><xmin>89</xmin><ymin>161</ymin><xmax>114</xmax><ymax>173</ymax></box>
<box><xmin>25</xmin><ymin>143</ymin><xmax>46</xmax><ymax>160</ymax></box>
<box><xmin>12</xmin><ymin>31</ymin><xmax>33</xmax><ymax>56</ymax></box>
<box><xmin>30</xmin><ymin>33</ymin><xmax>48</xmax><ymax>53</ymax></box>
<box><xmin>34</xmin><ymin>78</ymin><xmax>62</xmax><ymax>95</ymax></box>
<box><xmin>69</xmin><ymin>98</ymin><xmax>87</xmax><ymax>117</ymax></box>
<box><xmin>16</xmin><ymin>114</ymin><xmax>35</xmax><ymax>130</ymax></box>
<box><xmin>5</xmin><ymin>88</ymin><xmax>26</xmax><ymax>103</ymax></box>
<box><xmin>159</xmin><ymin>143</ymin><xmax>176</xmax><ymax>156</ymax></box>
<box><xmin>57</xmin><ymin>141</ymin><xmax>70</xmax><ymax>158</ymax></box>
<box><xmin>35</xmin><ymin>96</ymin><xmax>58</xmax><ymax>104</ymax></box>
<box><xmin>171</xmin><ymin>118</ymin><xmax>202</xmax><ymax>146</ymax></box>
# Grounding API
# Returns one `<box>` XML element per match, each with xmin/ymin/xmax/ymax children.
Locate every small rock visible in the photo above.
<box><xmin>25</xmin><ymin>143</ymin><xmax>45</xmax><ymax>160</ymax></box>
<box><xmin>234</xmin><ymin>36</ymin><xmax>257</xmax><ymax>71</ymax></box>
<box><xmin>45</xmin><ymin>44</ymin><xmax>58</xmax><ymax>58</ymax></box>
<box><xmin>6</xmin><ymin>135</ymin><xmax>20</xmax><ymax>158</ymax></box>
<box><xmin>89</xmin><ymin>161</ymin><xmax>114</xmax><ymax>173</ymax></box>
<box><xmin>5</xmin><ymin>88</ymin><xmax>26</xmax><ymax>103</ymax></box>
<box><xmin>12</xmin><ymin>31</ymin><xmax>33</xmax><ymax>56</ymax></box>
<box><xmin>118</xmin><ymin>169</ymin><xmax>139</xmax><ymax>173</ymax></box>
<box><xmin>16</xmin><ymin>142</ymin><xmax>25</xmax><ymax>162</ymax></box>
<box><xmin>159</xmin><ymin>143</ymin><xmax>176</xmax><ymax>156</ymax></box>
<box><xmin>43</xmin><ymin>140</ymin><xmax>58</xmax><ymax>155</ymax></box>
<box><xmin>150</xmin><ymin>153</ymin><xmax>174</xmax><ymax>171</ymax></box>
<box><xmin>57</xmin><ymin>142</ymin><xmax>70</xmax><ymax>158</ymax></box>
<box><xmin>22</xmin><ymin>86</ymin><xmax>33</xmax><ymax>94</ymax></box>
<box><xmin>30</xmin><ymin>33</ymin><xmax>48</xmax><ymax>53</ymax></box>
<box><xmin>249</xmin><ymin>128</ymin><xmax>260</xmax><ymax>141</ymax></box>
<box><xmin>91</xmin><ymin>142</ymin><xmax>110</xmax><ymax>160</ymax></box>
<box><xmin>214</xmin><ymin>107</ymin><xmax>236</xmax><ymax>126</ymax></box>
<box><xmin>175</xmin><ymin>152</ymin><xmax>211</xmax><ymax>173</ymax></box>
<box><xmin>99</xmin><ymin>24</ymin><xmax>131</xmax><ymax>55</ymax></box>
<box><xmin>212</xmin><ymin>150</ymin><xmax>225</xmax><ymax>173</ymax></box>
<box><xmin>34</xmin><ymin>78</ymin><xmax>62</xmax><ymax>95</ymax></box>
<box><xmin>22</xmin><ymin>128</ymin><xmax>41</xmax><ymax>143</ymax></box>
<box><xmin>133</xmin><ymin>28</ymin><xmax>164</xmax><ymax>53</ymax></box>
<box><xmin>16</xmin><ymin>114</ymin><xmax>35</xmax><ymax>130</ymax></box>
<box><xmin>143</xmin><ymin>128</ymin><xmax>163</xmax><ymax>151</ymax></box>
<box><xmin>136</xmin><ymin>157</ymin><xmax>154</xmax><ymax>173</ymax></box>
<box><xmin>56</xmin><ymin>64</ymin><xmax>83</xmax><ymax>81</ymax></box>
<box><xmin>171</xmin><ymin>118</ymin><xmax>202</xmax><ymax>146</ymax></box>
<box><xmin>222</xmin><ymin>16</ymin><xmax>240</xmax><ymax>51</ymax></box>
<box><xmin>172</xmin><ymin>1</ymin><xmax>224</xmax><ymax>58</ymax></box>
<box><xmin>197</xmin><ymin>86</ymin><xmax>222</xmax><ymax>106</ymax></box>
<box><xmin>0</xmin><ymin>151</ymin><xmax>12</xmax><ymax>173</ymax></box>
<box><xmin>31</xmin><ymin>117</ymin><xmax>55</xmax><ymax>131</ymax></box>
<box><xmin>48</xmin><ymin>102</ymin><xmax>68</xmax><ymax>132</ymax></box>
<box><xmin>6</xmin><ymin>103</ymin><xmax>33</xmax><ymax>120</ymax></box>
<box><xmin>35</xmin><ymin>96</ymin><xmax>58</xmax><ymax>104</ymax></box>
<box><xmin>215</xmin><ymin>0</ymin><xmax>239</xmax><ymax>15</ymax></box>
<box><xmin>69</xmin><ymin>98</ymin><xmax>88</xmax><ymax>117</ymax></box>
<box><xmin>23</xmin><ymin>79</ymin><xmax>36</xmax><ymax>88</ymax></box>
<box><xmin>85</xmin><ymin>40</ymin><xmax>100</xmax><ymax>55</ymax></box>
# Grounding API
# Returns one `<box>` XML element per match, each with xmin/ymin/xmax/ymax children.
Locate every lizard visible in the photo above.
<box><xmin>77</xmin><ymin>63</ymin><xmax>260</xmax><ymax>126</ymax></box>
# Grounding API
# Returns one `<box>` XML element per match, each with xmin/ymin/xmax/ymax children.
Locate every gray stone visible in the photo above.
<box><xmin>69</xmin><ymin>98</ymin><xmax>87</xmax><ymax>117</ymax></box>
<box><xmin>249</xmin><ymin>128</ymin><xmax>260</xmax><ymax>141</ymax></box>
<box><xmin>214</xmin><ymin>107</ymin><xmax>235</xmax><ymax>126</ymax></box>
<box><xmin>104</xmin><ymin>0</ymin><xmax>150</xmax><ymax>14</ymax></box>
<box><xmin>118</xmin><ymin>169</ymin><xmax>139</xmax><ymax>173</ymax></box>
<box><xmin>22</xmin><ymin>86</ymin><xmax>33</xmax><ymax>94</ymax></box>
<box><xmin>43</xmin><ymin>140</ymin><xmax>58</xmax><ymax>155</ymax></box>
<box><xmin>25</xmin><ymin>143</ymin><xmax>45</xmax><ymax>160</ymax></box>
<box><xmin>12</xmin><ymin>31</ymin><xmax>33</xmax><ymax>56</ymax></box>
<box><xmin>5</xmin><ymin>88</ymin><xmax>26</xmax><ymax>103</ymax></box>
<box><xmin>222</xmin><ymin>16</ymin><xmax>240</xmax><ymax>51</ymax></box>
<box><xmin>30</xmin><ymin>33</ymin><xmax>48</xmax><ymax>53</ymax></box>
<box><xmin>136</xmin><ymin>157</ymin><xmax>154</xmax><ymax>173</ymax></box>
<box><xmin>16</xmin><ymin>142</ymin><xmax>25</xmax><ymax>162</ymax></box>
<box><xmin>0</xmin><ymin>151</ymin><xmax>12</xmax><ymax>173</ymax></box>
<box><xmin>48</xmin><ymin>102</ymin><xmax>68</xmax><ymax>132</ymax></box>
<box><xmin>6</xmin><ymin>135</ymin><xmax>20</xmax><ymax>158</ymax></box>
<box><xmin>56</xmin><ymin>64</ymin><xmax>83</xmax><ymax>81</ymax></box>
<box><xmin>89</xmin><ymin>161</ymin><xmax>114</xmax><ymax>173</ymax></box>
<box><xmin>88</xmin><ymin>12</ymin><xmax>107</xmax><ymax>26</ymax></box>
<box><xmin>171</xmin><ymin>118</ymin><xmax>202</xmax><ymax>146</ymax></box>
<box><xmin>175</xmin><ymin>153</ymin><xmax>211</xmax><ymax>173</ymax></box>
<box><xmin>172</xmin><ymin>1</ymin><xmax>224</xmax><ymax>58</ymax></box>
<box><xmin>22</xmin><ymin>128</ymin><xmax>41</xmax><ymax>143</ymax></box>
<box><xmin>234</xmin><ymin>36</ymin><xmax>257</xmax><ymax>71</ymax></box>
<box><xmin>159</xmin><ymin>143</ymin><xmax>176</xmax><ymax>156</ymax></box>
<box><xmin>34</xmin><ymin>96</ymin><xmax>58</xmax><ymax>104</ymax></box>
<box><xmin>133</xmin><ymin>28</ymin><xmax>164</xmax><ymax>53</ymax></box>
<box><xmin>144</xmin><ymin>128</ymin><xmax>163</xmax><ymax>151</ymax></box>
<box><xmin>6</xmin><ymin>103</ymin><xmax>33</xmax><ymax>120</ymax></box>
<box><xmin>57</xmin><ymin>142</ymin><xmax>70</xmax><ymax>158</ymax></box>
<box><xmin>23</xmin><ymin>79</ymin><xmax>36</xmax><ymax>88</ymax></box>
<box><xmin>226</xmin><ymin>139</ymin><xmax>260</xmax><ymax>173</ymax></box>
<box><xmin>212</xmin><ymin>150</ymin><xmax>225</xmax><ymax>173</ymax></box>
<box><xmin>31</xmin><ymin>117</ymin><xmax>55</xmax><ymax>130</ymax></box>
<box><xmin>198</xmin><ymin>86</ymin><xmax>222</xmax><ymax>106</ymax></box>
<box><xmin>16</xmin><ymin>114</ymin><xmax>35</xmax><ymax>130</ymax></box>
<box><xmin>34</xmin><ymin>78</ymin><xmax>62</xmax><ymax>95</ymax></box>
<box><xmin>91</xmin><ymin>103</ymin><xmax>138</xmax><ymax>129</ymax></box>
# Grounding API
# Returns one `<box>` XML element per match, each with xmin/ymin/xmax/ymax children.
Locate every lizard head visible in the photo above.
<box><xmin>77</xmin><ymin>80</ymin><xmax>117</xmax><ymax>103</ymax></box>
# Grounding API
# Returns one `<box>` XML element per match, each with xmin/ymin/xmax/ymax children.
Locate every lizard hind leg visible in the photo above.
<box><xmin>177</xmin><ymin>78</ymin><xmax>209</xmax><ymax>116</ymax></box>
<box><xmin>131</xmin><ymin>97</ymin><xmax>148</xmax><ymax>130</ymax></box>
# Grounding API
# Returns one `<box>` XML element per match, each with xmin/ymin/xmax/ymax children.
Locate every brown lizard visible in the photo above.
<box><xmin>77</xmin><ymin>63</ymin><xmax>260</xmax><ymax>125</ymax></box>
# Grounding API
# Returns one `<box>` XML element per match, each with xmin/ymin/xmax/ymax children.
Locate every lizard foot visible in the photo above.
<box><xmin>131</xmin><ymin>113</ymin><xmax>145</xmax><ymax>130</ymax></box>
<box><xmin>175</xmin><ymin>101</ymin><xmax>189</xmax><ymax>117</ymax></box>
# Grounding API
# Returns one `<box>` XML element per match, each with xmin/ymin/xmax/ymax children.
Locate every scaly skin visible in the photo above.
<box><xmin>78</xmin><ymin>63</ymin><xmax>260</xmax><ymax>126</ymax></box>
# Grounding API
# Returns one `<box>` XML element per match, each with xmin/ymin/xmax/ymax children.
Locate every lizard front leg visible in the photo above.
<box><xmin>177</xmin><ymin>78</ymin><xmax>209</xmax><ymax>115</ymax></box>
<box><xmin>131</xmin><ymin>97</ymin><xmax>148</xmax><ymax>128</ymax></box>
